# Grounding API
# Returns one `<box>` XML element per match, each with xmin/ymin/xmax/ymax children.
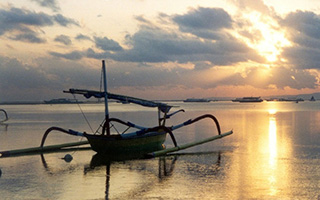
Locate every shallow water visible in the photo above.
<box><xmin>1</xmin><ymin>101</ymin><xmax>320</xmax><ymax>199</ymax></box>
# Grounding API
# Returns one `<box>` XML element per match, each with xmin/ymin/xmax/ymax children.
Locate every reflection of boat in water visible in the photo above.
<box><xmin>84</xmin><ymin>154</ymin><xmax>178</xmax><ymax>199</ymax></box>
<box><xmin>232</xmin><ymin>97</ymin><xmax>263</xmax><ymax>103</ymax></box>
<box><xmin>84</xmin><ymin>152</ymin><xmax>221</xmax><ymax>199</ymax></box>
<box><xmin>44</xmin><ymin>98</ymin><xmax>82</xmax><ymax>104</ymax></box>
<box><xmin>183</xmin><ymin>98</ymin><xmax>211</xmax><ymax>102</ymax></box>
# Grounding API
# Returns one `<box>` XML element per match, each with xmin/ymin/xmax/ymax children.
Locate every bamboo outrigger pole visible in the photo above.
<box><xmin>0</xmin><ymin>141</ymin><xmax>89</xmax><ymax>158</ymax></box>
<box><xmin>148</xmin><ymin>130</ymin><xmax>233</xmax><ymax>158</ymax></box>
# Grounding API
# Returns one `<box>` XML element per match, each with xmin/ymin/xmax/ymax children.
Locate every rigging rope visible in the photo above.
<box><xmin>70</xmin><ymin>65</ymin><xmax>112</xmax><ymax>135</ymax></box>
<box><xmin>72</xmin><ymin>94</ymin><xmax>95</xmax><ymax>133</ymax></box>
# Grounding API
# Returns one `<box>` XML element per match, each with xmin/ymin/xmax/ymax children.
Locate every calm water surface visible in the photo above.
<box><xmin>1</xmin><ymin>101</ymin><xmax>320</xmax><ymax>199</ymax></box>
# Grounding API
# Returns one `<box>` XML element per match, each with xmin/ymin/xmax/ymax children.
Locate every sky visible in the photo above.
<box><xmin>1</xmin><ymin>0</ymin><xmax>320</xmax><ymax>101</ymax></box>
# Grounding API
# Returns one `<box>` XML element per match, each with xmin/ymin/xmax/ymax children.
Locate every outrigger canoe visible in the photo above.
<box><xmin>0</xmin><ymin>60</ymin><xmax>232</xmax><ymax>159</ymax></box>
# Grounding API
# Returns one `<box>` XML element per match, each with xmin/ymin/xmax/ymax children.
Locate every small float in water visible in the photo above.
<box><xmin>0</xmin><ymin>60</ymin><xmax>232</xmax><ymax>159</ymax></box>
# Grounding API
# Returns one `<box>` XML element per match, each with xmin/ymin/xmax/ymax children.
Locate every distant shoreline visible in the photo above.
<box><xmin>1</xmin><ymin>93</ymin><xmax>318</xmax><ymax>105</ymax></box>
<box><xmin>0</xmin><ymin>99</ymin><xmax>218</xmax><ymax>105</ymax></box>
<box><xmin>0</xmin><ymin>101</ymin><xmax>103</xmax><ymax>105</ymax></box>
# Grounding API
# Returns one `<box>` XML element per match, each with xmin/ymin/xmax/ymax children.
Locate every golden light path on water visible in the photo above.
<box><xmin>265</xmin><ymin>103</ymin><xmax>292</xmax><ymax>197</ymax></box>
<box><xmin>268</xmin><ymin>108</ymin><xmax>277</xmax><ymax>168</ymax></box>
<box><xmin>268</xmin><ymin>108</ymin><xmax>278</xmax><ymax>196</ymax></box>
<box><xmin>226</xmin><ymin>102</ymin><xmax>294</xmax><ymax>199</ymax></box>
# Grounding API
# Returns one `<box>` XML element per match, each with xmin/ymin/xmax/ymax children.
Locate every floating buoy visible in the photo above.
<box><xmin>62</xmin><ymin>154</ymin><xmax>73</xmax><ymax>162</ymax></box>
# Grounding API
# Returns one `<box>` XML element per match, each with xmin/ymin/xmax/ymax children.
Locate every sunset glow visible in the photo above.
<box><xmin>1</xmin><ymin>0</ymin><xmax>320</xmax><ymax>101</ymax></box>
<box><xmin>238</xmin><ymin>12</ymin><xmax>291</xmax><ymax>62</ymax></box>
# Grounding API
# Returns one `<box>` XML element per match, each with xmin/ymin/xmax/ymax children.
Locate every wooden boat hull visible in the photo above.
<box><xmin>84</xmin><ymin>131</ymin><xmax>167</xmax><ymax>155</ymax></box>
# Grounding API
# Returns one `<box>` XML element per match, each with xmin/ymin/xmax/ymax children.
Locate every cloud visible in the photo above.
<box><xmin>173</xmin><ymin>7</ymin><xmax>233</xmax><ymax>39</ymax></box>
<box><xmin>53</xmin><ymin>14</ymin><xmax>79</xmax><ymax>27</ymax></box>
<box><xmin>112</xmin><ymin>25</ymin><xmax>260</xmax><ymax>65</ymax></box>
<box><xmin>207</xmin><ymin>67</ymin><xmax>318</xmax><ymax>90</ymax></box>
<box><xmin>281</xmin><ymin>10</ymin><xmax>320</xmax><ymax>40</ymax></box>
<box><xmin>0</xmin><ymin>7</ymin><xmax>53</xmax><ymax>35</ymax></box>
<box><xmin>49</xmin><ymin>7</ymin><xmax>263</xmax><ymax>66</ymax></box>
<box><xmin>102</xmin><ymin>61</ymin><xmax>319</xmax><ymax>92</ymax></box>
<box><xmin>193</xmin><ymin>62</ymin><xmax>213</xmax><ymax>70</ymax></box>
<box><xmin>213</xmin><ymin>66</ymin><xmax>318</xmax><ymax>90</ymax></box>
<box><xmin>0</xmin><ymin>56</ymin><xmax>100</xmax><ymax>101</ymax></box>
<box><xmin>49</xmin><ymin>51</ymin><xmax>83</xmax><ymax>60</ymax></box>
<box><xmin>0</xmin><ymin>7</ymin><xmax>79</xmax><ymax>43</ymax></box>
<box><xmin>105</xmin><ymin>62</ymin><xmax>182</xmax><ymax>89</ymax></box>
<box><xmin>115</xmin><ymin>28</ymin><xmax>217</xmax><ymax>63</ymax></box>
<box><xmin>94</xmin><ymin>36</ymin><xmax>123</xmax><ymax>51</ymax></box>
<box><xmin>75</xmin><ymin>34</ymin><xmax>92</xmax><ymax>41</ymax></box>
<box><xmin>231</xmin><ymin>0</ymin><xmax>273</xmax><ymax>15</ymax></box>
<box><xmin>135</xmin><ymin>15</ymin><xmax>153</xmax><ymax>25</ymax></box>
<box><xmin>2</xmin><ymin>2</ymin><xmax>320</xmax><ymax>102</ymax></box>
<box><xmin>282</xmin><ymin>47</ymin><xmax>320</xmax><ymax>69</ymax></box>
<box><xmin>280</xmin><ymin>10</ymin><xmax>320</xmax><ymax>69</ymax></box>
<box><xmin>85</xmin><ymin>48</ymin><xmax>112</xmax><ymax>60</ymax></box>
<box><xmin>54</xmin><ymin>34</ymin><xmax>72</xmax><ymax>45</ymax></box>
<box><xmin>265</xmin><ymin>67</ymin><xmax>318</xmax><ymax>90</ymax></box>
<box><xmin>31</xmin><ymin>0</ymin><xmax>60</xmax><ymax>12</ymax></box>
<box><xmin>1</xmin><ymin>53</ymin><xmax>318</xmax><ymax>102</ymax></box>
<box><xmin>0</xmin><ymin>56</ymin><xmax>54</xmax><ymax>101</ymax></box>
<box><xmin>174</xmin><ymin>7</ymin><xmax>232</xmax><ymax>30</ymax></box>
<box><xmin>0</xmin><ymin>56</ymin><xmax>50</xmax><ymax>89</ymax></box>
<box><xmin>0</xmin><ymin>55</ymin><xmax>184</xmax><ymax>101</ymax></box>
<box><xmin>9</xmin><ymin>32</ymin><xmax>46</xmax><ymax>43</ymax></box>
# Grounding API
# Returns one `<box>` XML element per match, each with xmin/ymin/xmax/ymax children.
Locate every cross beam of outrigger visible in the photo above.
<box><xmin>0</xmin><ymin>60</ymin><xmax>233</xmax><ymax>159</ymax></box>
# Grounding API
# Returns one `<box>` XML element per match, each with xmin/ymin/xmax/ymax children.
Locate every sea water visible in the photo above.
<box><xmin>0</xmin><ymin>101</ymin><xmax>320</xmax><ymax>199</ymax></box>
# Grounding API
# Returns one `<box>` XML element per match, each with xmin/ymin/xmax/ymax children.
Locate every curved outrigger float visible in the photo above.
<box><xmin>0</xmin><ymin>61</ymin><xmax>232</xmax><ymax>159</ymax></box>
<box><xmin>0</xmin><ymin>109</ymin><xmax>8</xmax><ymax>123</ymax></box>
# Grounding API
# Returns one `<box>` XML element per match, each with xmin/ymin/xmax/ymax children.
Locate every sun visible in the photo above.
<box><xmin>238</xmin><ymin>12</ymin><xmax>291</xmax><ymax>62</ymax></box>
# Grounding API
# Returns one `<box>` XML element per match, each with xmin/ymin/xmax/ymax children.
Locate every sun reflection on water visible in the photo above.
<box><xmin>268</xmin><ymin>109</ymin><xmax>278</xmax><ymax>196</ymax></box>
<box><xmin>268</xmin><ymin>112</ymin><xmax>277</xmax><ymax>167</ymax></box>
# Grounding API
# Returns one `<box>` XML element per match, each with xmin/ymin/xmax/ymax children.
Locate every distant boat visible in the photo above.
<box><xmin>232</xmin><ymin>97</ymin><xmax>263</xmax><ymax>103</ymax></box>
<box><xmin>310</xmin><ymin>96</ymin><xmax>316</xmax><ymax>101</ymax></box>
<box><xmin>232</xmin><ymin>98</ymin><xmax>241</xmax><ymax>102</ymax></box>
<box><xmin>265</xmin><ymin>98</ymin><xmax>278</xmax><ymax>102</ymax></box>
<box><xmin>183</xmin><ymin>98</ymin><xmax>211</xmax><ymax>102</ymax></box>
<box><xmin>278</xmin><ymin>98</ymin><xmax>304</xmax><ymax>102</ymax></box>
<box><xmin>44</xmin><ymin>98</ymin><xmax>82</xmax><ymax>104</ymax></box>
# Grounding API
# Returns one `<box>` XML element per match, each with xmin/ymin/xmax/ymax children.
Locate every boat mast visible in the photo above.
<box><xmin>102</xmin><ymin>60</ymin><xmax>110</xmax><ymax>135</ymax></box>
